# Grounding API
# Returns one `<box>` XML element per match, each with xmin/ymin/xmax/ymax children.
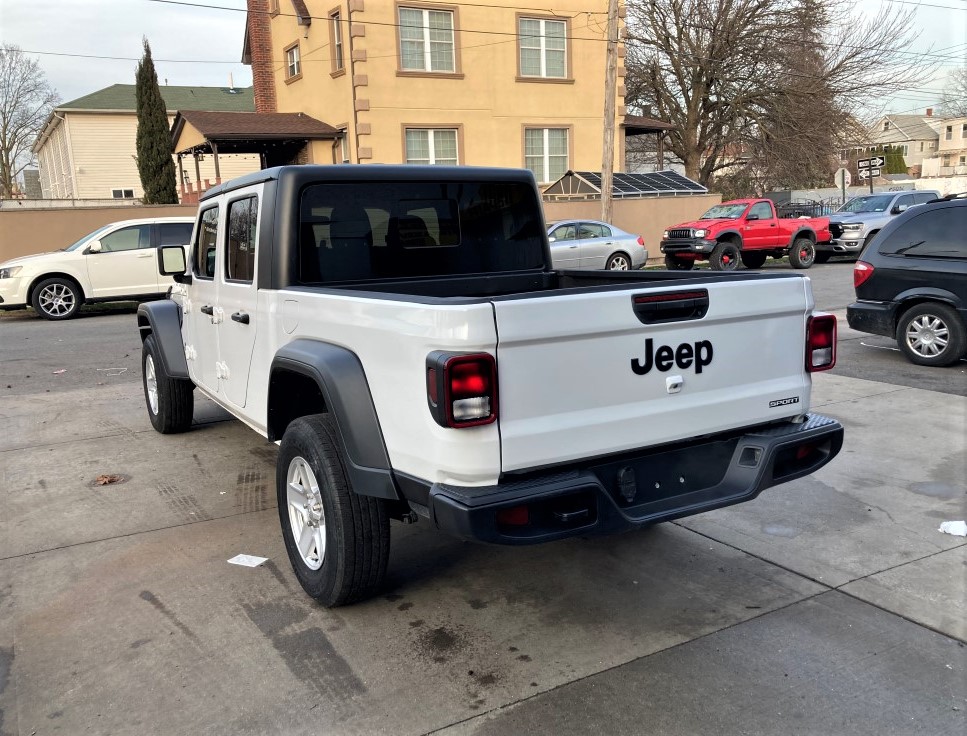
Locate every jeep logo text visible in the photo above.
<box><xmin>632</xmin><ymin>338</ymin><xmax>713</xmax><ymax>375</ymax></box>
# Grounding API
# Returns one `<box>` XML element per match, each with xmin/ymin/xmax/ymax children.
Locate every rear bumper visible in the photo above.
<box><xmin>407</xmin><ymin>414</ymin><xmax>844</xmax><ymax>545</ymax></box>
<box><xmin>846</xmin><ymin>300</ymin><xmax>896</xmax><ymax>338</ymax></box>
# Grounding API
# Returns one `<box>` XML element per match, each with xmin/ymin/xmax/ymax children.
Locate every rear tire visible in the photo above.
<box><xmin>740</xmin><ymin>252</ymin><xmax>767</xmax><ymax>269</ymax></box>
<box><xmin>896</xmin><ymin>302</ymin><xmax>966</xmax><ymax>367</ymax></box>
<box><xmin>789</xmin><ymin>238</ymin><xmax>816</xmax><ymax>269</ymax></box>
<box><xmin>142</xmin><ymin>334</ymin><xmax>194</xmax><ymax>434</ymax></box>
<box><xmin>709</xmin><ymin>242</ymin><xmax>740</xmax><ymax>271</ymax></box>
<box><xmin>664</xmin><ymin>255</ymin><xmax>693</xmax><ymax>270</ymax></box>
<box><xmin>606</xmin><ymin>252</ymin><xmax>632</xmax><ymax>270</ymax></box>
<box><xmin>277</xmin><ymin>415</ymin><xmax>390</xmax><ymax>607</ymax></box>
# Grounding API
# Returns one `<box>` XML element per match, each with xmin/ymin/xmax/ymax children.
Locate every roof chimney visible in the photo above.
<box><xmin>926</xmin><ymin>108</ymin><xmax>933</xmax><ymax>117</ymax></box>
<box><xmin>246</xmin><ymin>0</ymin><xmax>277</xmax><ymax>113</ymax></box>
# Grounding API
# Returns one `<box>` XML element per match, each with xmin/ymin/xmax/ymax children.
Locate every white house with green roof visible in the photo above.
<box><xmin>33</xmin><ymin>84</ymin><xmax>260</xmax><ymax>200</ymax></box>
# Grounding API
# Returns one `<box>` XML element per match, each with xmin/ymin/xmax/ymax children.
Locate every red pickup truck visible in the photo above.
<box><xmin>659</xmin><ymin>199</ymin><xmax>831</xmax><ymax>271</ymax></box>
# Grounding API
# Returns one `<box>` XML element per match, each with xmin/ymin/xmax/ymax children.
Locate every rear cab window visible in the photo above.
<box><xmin>297</xmin><ymin>180</ymin><xmax>545</xmax><ymax>283</ymax></box>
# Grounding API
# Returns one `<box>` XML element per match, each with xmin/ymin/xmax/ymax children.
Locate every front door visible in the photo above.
<box><xmin>548</xmin><ymin>223</ymin><xmax>580</xmax><ymax>268</ymax></box>
<box><xmin>743</xmin><ymin>201</ymin><xmax>776</xmax><ymax>248</ymax></box>
<box><xmin>217</xmin><ymin>194</ymin><xmax>260</xmax><ymax>409</ymax></box>
<box><xmin>85</xmin><ymin>224</ymin><xmax>158</xmax><ymax>298</ymax></box>
<box><xmin>184</xmin><ymin>206</ymin><xmax>220</xmax><ymax>394</ymax></box>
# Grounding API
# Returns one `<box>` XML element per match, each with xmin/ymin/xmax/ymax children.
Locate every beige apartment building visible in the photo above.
<box><xmin>227</xmin><ymin>0</ymin><xmax>629</xmax><ymax>184</ymax></box>
<box><xmin>33</xmin><ymin>85</ymin><xmax>261</xmax><ymax>200</ymax></box>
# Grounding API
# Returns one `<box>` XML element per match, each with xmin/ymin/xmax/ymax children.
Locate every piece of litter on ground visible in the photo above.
<box><xmin>219</xmin><ymin>491</ymin><xmax>226</xmax><ymax>495</ymax></box>
<box><xmin>52</xmin><ymin>369</ymin><xmax>67</xmax><ymax>374</ymax></box>
<box><xmin>96</xmin><ymin>367</ymin><xmax>128</xmax><ymax>376</ymax></box>
<box><xmin>94</xmin><ymin>474</ymin><xmax>124</xmax><ymax>486</ymax></box>
<box><xmin>228</xmin><ymin>554</ymin><xmax>268</xmax><ymax>567</ymax></box>
<box><xmin>938</xmin><ymin>520</ymin><xmax>967</xmax><ymax>537</ymax></box>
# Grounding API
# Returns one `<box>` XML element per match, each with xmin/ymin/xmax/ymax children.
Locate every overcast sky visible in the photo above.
<box><xmin>0</xmin><ymin>0</ymin><xmax>963</xmax><ymax>115</ymax></box>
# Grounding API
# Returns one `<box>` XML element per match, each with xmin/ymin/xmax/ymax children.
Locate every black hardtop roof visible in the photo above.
<box><xmin>200</xmin><ymin>164</ymin><xmax>540</xmax><ymax>202</ymax></box>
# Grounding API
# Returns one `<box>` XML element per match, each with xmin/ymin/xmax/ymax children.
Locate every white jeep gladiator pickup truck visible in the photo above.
<box><xmin>139</xmin><ymin>165</ymin><xmax>844</xmax><ymax>606</ymax></box>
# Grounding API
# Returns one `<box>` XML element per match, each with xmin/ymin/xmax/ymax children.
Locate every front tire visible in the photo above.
<box><xmin>664</xmin><ymin>255</ymin><xmax>693</xmax><ymax>270</ymax></box>
<box><xmin>32</xmin><ymin>277</ymin><xmax>82</xmax><ymax>320</ymax></box>
<box><xmin>142</xmin><ymin>334</ymin><xmax>194</xmax><ymax>433</ymax></box>
<box><xmin>606</xmin><ymin>252</ymin><xmax>632</xmax><ymax>270</ymax></box>
<box><xmin>789</xmin><ymin>238</ymin><xmax>816</xmax><ymax>269</ymax></box>
<box><xmin>709</xmin><ymin>242</ymin><xmax>740</xmax><ymax>271</ymax></box>
<box><xmin>277</xmin><ymin>415</ymin><xmax>390</xmax><ymax>607</ymax></box>
<box><xmin>896</xmin><ymin>303</ymin><xmax>967</xmax><ymax>367</ymax></box>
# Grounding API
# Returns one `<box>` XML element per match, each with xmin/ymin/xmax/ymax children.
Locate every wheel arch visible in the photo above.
<box><xmin>788</xmin><ymin>228</ymin><xmax>817</xmax><ymax>247</ymax></box>
<box><xmin>892</xmin><ymin>291</ymin><xmax>965</xmax><ymax>330</ymax></box>
<box><xmin>27</xmin><ymin>271</ymin><xmax>87</xmax><ymax>304</ymax></box>
<box><xmin>716</xmin><ymin>230</ymin><xmax>743</xmax><ymax>246</ymax></box>
<box><xmin>269</xmin><ymin>339</ymin><xmax>399</xmax><ymax>500</ymax></box>
<box><xmin>137</xmin><ymin>301</ymin><xmax>190</xmax><ymax>379</ymax></box>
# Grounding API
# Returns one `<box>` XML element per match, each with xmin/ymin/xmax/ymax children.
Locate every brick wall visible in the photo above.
<box><xmin>248</xmin><ymin>0</ymin><xmax>277</xmax><ymax>113</ymax></box>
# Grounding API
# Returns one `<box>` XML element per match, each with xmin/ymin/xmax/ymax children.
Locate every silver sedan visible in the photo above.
<box><xmin>547</xmin><ymin>220</ymin><xmax>648</xmax><ymax>270</ymax></box>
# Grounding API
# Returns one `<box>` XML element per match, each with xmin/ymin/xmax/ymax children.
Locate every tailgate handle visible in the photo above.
<box><xmin>632</xmin><ymin>289</ymin><xmax>709</xmax><ymax>324</ymax></box>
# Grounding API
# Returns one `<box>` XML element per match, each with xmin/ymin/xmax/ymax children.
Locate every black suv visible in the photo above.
<box><xmin>847</xmin><ymin>194</ymin><xmax>966</xmax><ymax>367</ymax></box>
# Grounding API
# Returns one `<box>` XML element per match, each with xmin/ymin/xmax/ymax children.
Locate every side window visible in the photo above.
<box><xmin>98</xmin><ymin>225</ymin><xmax>151</xmax><ymax>252</ymax></box>
<box><xmin>550</xmin><ymin>224</ymin><xmax>575</xmax><ymax>241</ymax></box>
<box><xmin>893</xmin><ymin>194</ymin><xmax>916</xmax><ymax>212</ymax></box>
<box><xmin>226</xmin><ymin>197</ymin><xmax>258</xmax><ymax>283</ymax></box>
<box><xmin>878</xmin><ymin>207</ymin><xmax>967</xmax><ymax>259</ymax></box>
<box><xmin>914</xmin><ymin>192</ymin><xmax>937</xmax><ymax>205</ymax></box>
<box><xmin>749</xmin><ymin>202</ymin><xmax>773</xmax><ymax>220</ymax></box>
<box><xmin>578</xmin><ymin>223</ymin><xmax>608</xmax><ymax>238</ymax></box>
<box><xmin>194</xmin><ymin>207</ymin><xmax>219</xmax><ymax>279</ymax></box>
<box><xmin>158</xmin><ymin>222</ymin><xmax>193</xmax><ymax>246</ymax></box>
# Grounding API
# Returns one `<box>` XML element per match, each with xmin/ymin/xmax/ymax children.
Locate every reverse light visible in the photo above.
<box><xmin>853</xmin><ymin>261</ymin><xmax>875</xmax><ymax>289</ymax></box>
<box><xmin>806</xmin><ymin>314</ymin><xmax>837</xmax><ymax>372</ymax></box>
<box><xmin>426</xmin><ymin>352</ymin><xmax>498</xmax><ymax>428</ymax></box>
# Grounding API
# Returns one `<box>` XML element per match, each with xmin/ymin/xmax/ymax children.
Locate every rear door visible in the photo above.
<box><xmin>492</xmin><ymin>277</ymin><xmax>813</xmax><ymax>471</ymax></box>
<box><xmin>578</xmin><ymin>223</ymin><xmax>615</xmax><ymax>268</ymax></box>
<box><xmin>217</xmin><ymin>193</ymin><xmax>260</xmax><ymax>409</ymax></box>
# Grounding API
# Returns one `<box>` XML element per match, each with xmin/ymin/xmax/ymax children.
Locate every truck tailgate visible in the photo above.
<box><xmin>493</xmin><ymin>277</ymin><xmax>813</xmax><ymax>472</ymax></box>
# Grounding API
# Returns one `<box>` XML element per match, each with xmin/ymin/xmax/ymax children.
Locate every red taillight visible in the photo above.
<box><xmin>806</xmin><ymin>314</ymin><xmax>837</xmax><ymax>372</ymax></box>
<box><xmin>496</xmin><ymin>505</ymin><xmax>530</xmax><ymax>526</ymax></box>
<box><xmin>854</xmin><ymin>261</ymin><xmax>875</xmax><ymax>289</ymax></box>
<box><xmin>637</xmin><ymin>236</ymin><xmax>645</xmax><ymax>247</ymax></box>
<box><xmin>426</xmin><ymin>352</ymin><xmax>498</xmax><ymax>428</ymax></box>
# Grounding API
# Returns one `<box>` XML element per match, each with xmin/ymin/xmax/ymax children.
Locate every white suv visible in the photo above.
<box><xmin>0</xmin><ymin>217</ymin><xmax>195</xmax><ymax>320</ymax></box>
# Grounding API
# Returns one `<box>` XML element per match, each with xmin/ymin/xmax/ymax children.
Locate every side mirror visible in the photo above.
<box><xmin>158</xmin><ymin>245</ymin><xmax>191</xmax><ymax>284</ymax></box>
<box><xmin>892</xmin><ymin>204</ymin><xmax>907</xmax><ymax>215</ymax></box>
<box><xmin>746</xmin><ymin>213</ymin><xmax>759</xmax><ymax>221</ymax></box>
<box><xmin>548</xmin><ymin>236</ymin><xmax>556</xmax><ymax>243</ymax></box>
<box><xmin>88</xmin><ymin>240</ymin><xmax>102</xmax><ymax>254</ymax></box>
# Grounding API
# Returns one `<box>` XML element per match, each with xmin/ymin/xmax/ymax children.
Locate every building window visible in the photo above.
<box><xmin>943</xmin><ymin>155</ymin><xmax>951</xmax><ymax>166</ymax></box>
<box><xmin>268</xmin><ymin>0</ymin><xmax>280</xmax><ymax>15</ymax></box>
<box><xmin>524</xmin><ymin>127</ymin><xmax>568</xmax><ymax>183</ymax></box>
<box><xmin>898</xmin><ymin>144</ymin><xmax>908</xmax><ymax>156</ymax></box>
<box><xmin>962</xmin><ymin>123</ymin><xmax>967</xmax><ymax>138</ymax></box>
<box><xmin>284</xmin><ymin>42</ymin><xmax>302</xmax><ymax>81</ymax></box>
<box><xmin>405</xmin><ymin>128</ymin><xmax>458</xmax><ymax>165</ymax></box>
<box><xmin>882</xmin><ymin>121</ymin><xmax>890</xmax><ymax>131</ymax></box>
<box><xmin>519</xmin><ymin>18</ymin><xmax>567</xmax><ymax>78</ymax></box>
<box><xmin>338</xmin><ymin>129</ymin><xmax>350</xmax><ymax>163</ymax></box>
<box><xmin>945</xmin><ymin>125</ymin><xmax>952</xmax><ymax>141</ymax></box>
<box><xmin>111</xmin><ymin>188</ymin><xmax>135</xmax><ymax>199</ymax></box>
<box><xmin>960</xmin><ymin>156</ymin><xmax>966</xmax><ymax>166</ymax></box>
<box><xmin>399</xmin><ymin>7</ymin><xmax>455</xmax><ymax>73</ymax></box>
<box><xmin>330</xmin><ymin>10</ymin><xmax>345</xmax><ymax>73</ymax></box>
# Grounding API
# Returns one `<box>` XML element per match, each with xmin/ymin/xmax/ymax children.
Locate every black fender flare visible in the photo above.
<box><xmin>715</xmin><ymin>230</ymin><xmax>743</xmax><ymax>246</ymax></box>
<box><xmin>269</xmin><ymin>339</ymin><xmax>399</xmax><ymax>500</ymax></box>
<box><xmin>137</xmin><ymin>301</ymin><xmax>189</xmax><ymax>379</ymax></box>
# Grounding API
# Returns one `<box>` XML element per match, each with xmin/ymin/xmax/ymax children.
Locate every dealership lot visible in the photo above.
<box><xmin>0</xmin><ymin>264</ymin><xmax>964</xmax><ymax>735</ymax></box>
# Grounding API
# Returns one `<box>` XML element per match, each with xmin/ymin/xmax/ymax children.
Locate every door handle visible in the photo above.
<box><xmin>138</xmin><ymin>253</ymin><xmax>153</xmax><ymax>258</ymax></box>
<box><xmin>231</xmin><ymin>311</ymin><xmax>250</xmax><ymax>325</ymax></box>
<box><xmin>200</xmin><ymin>305</ymin><xmax>214</xmax><ymax>316</ymax></box>
<box><xmin>569</xmin><ymin>245</ymin><xmax>578</xmax><ymax>249</ymax></box>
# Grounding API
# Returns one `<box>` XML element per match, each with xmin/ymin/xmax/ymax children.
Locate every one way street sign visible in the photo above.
<box><xmin>858</xmin><ymin>156</ymin><xmax>886</xmax><ymax>169</ymax></box>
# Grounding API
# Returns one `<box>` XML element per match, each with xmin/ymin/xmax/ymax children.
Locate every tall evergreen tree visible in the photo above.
<box><xmin>135</xmin><ymin>38</ymin><xmax>178</xmax><ymax>204</ymax></box>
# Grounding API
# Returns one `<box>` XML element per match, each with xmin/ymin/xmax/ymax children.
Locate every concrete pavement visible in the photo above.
<box><xmin>1</xmin><ymin>266</ymin><xmax>965</xmax><ymax>735</ymax></box>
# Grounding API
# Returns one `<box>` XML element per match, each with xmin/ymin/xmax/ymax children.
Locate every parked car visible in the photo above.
<box><xmin>0</xmin><ymin>217</ymin><xmax>195</xmax><ymax>320</ymax></box>
<box><xmin>847</xmin><ymin>194</ymin><xmax>966</xmax><ymax>366</ymax></box>
<box><xmin>822</xmin><ymin>190</ymin><xmax>940</xmax><ymax>262</ymax></box>
<box><xmin>547</xmin><ymin>219</ymin><xmax>648</xmax><ymax>270</ymax></box>
<box><xmin>660</xmin><ymin>199</ymin><xmax>831</xmax><ymax>270</ymax></box>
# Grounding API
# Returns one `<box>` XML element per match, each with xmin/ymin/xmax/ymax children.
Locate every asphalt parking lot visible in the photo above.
<box><xmin>1</xmin><ymin>263</ymin><xmax>964</xmax><ymax>736</ymax></box>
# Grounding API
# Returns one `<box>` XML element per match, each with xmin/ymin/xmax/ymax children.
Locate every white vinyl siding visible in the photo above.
<box><xmin>405</xmin><ymin>129</ymin><xmax>458</xmax><ymax>165</ymax></box>
<box><xmin>399</xmin><ymin>8</ymin><xmax>455</xmax><ymax>72</ymax></box>
<box><xmin>524</xmin><ymin>128</ymin><xmax>568</xmax><ymax>183</ymax></box>
<box><xmin>519</xmin><ymin>18</ymin><xmax>566</xmax><ymax>78</ymax></box>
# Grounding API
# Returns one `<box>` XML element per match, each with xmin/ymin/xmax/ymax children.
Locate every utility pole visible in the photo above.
<box><xmin>600</xmin><ymin>0</ymin><xmax>619</xmax><ymax>223</ymax></box>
